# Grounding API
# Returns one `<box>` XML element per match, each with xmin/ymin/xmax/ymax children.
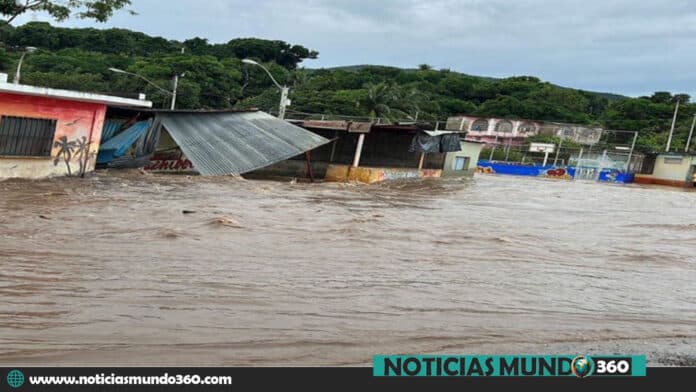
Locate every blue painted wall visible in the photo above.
<box><xmin>477</xmin><ymin>160</ymin><xmax>634</xmax><ymax>184</ymax></box>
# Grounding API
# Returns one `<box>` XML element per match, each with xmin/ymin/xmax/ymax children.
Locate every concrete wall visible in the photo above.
<box><xmin>0</xmin><ymin>92</ymin><xmax>106</xmax><ymax>179</ymax></box>
<box><xmin>635</xmin><ymin>154</ymin><xmax>694</xmax><ymax>187</ymax></box>
<box><xmin>442</xmin><ymin>141</ymin><xmax>484</xmax><ymax>177</ymax></box>
<box><xmin>652</xmin><ymin>155</ymin><xmax>692</xmax><ymax>180</ymax></box>
<box><xmin>325</xmin><ymin>164</ymin><xmax>442</xmax><ymax>184</ymax></box>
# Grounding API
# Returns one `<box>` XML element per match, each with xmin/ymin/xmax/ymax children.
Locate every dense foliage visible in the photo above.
<box><xmin>1</xmin><ymin>22</ymin><xmax>694</xmax><ymax>152</ymax></box>
<box><xmin>0</xmin><ymin>0</ymin><xmax>132</xmax><ymax>25</ymax></box>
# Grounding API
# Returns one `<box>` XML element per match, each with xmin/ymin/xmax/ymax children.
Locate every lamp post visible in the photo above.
<box><xmin>242</xmin><ymin>59</ymin><xmax>290</xmax><ymax>119</ymax></box>
<box><xmin>13</xmin><ymin>46</ymin><xmax>37</xmax><ymax>84</ymax></box>
<box><xmin>109</xmin><ymin>67</ymin><xmax>184</xmax><ymax>110</ymax></box>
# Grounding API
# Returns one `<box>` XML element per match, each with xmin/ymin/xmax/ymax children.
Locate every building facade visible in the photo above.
<box><xmin>634</xmin><ymin>153</ymin><xmax>696</xmax><ymax>188</ymax></box>
<box><xmin>446</xmin><ymin>115</ymin><xmax>603</xmax><ymax>147</ymax></box>
<box><xmin>0</xmin><ymin>77</ymin><xmax>151</xmax><ymax>179</ymax></box>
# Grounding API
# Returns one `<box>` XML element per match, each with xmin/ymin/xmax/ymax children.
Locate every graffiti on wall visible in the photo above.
<box><xmin>145</xmin><ymin>150</ymin><xmax>195</xmax><ymax>172</ymax></box>
<box><xmin>52</xmin><ymin>135</ymin><xmax>96</xmax><ymax>177</ymax></box>
<box><xmin>475</xmin><ymin>162</ymin><xmax>573</xmax><ymax>181</ymax></box>
<box><xmin>476</xmin><ymin>166</ymin><xmax>496</xmax><ymax>174</ymax></box>
<box><xmin>542</xmin><ymin>168</ymin><xmax>572</xmax><ymax>180</ymax></box>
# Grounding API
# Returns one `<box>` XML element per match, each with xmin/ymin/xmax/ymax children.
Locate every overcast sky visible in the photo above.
<box><xmin>13</xmin><ymin>0</ymin><xmax>696</xmax><ymax>97</ymax></box>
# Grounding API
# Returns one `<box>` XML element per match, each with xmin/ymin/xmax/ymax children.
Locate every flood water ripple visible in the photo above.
<box><xmin>0</xmin><ymin>172</ymin><xmax>694</xmax><ymax>365</ymax></box>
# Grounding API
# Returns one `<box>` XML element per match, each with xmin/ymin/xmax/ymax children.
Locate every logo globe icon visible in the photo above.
<box><xmin>571</xmin><ymin>356</ymin><xmax>592</xmax><ymax>378</ymax></box>
<box><xmin>6</xmin><ymin>370</ymin><xmax>25</xmax><ymax>388</ymax></box>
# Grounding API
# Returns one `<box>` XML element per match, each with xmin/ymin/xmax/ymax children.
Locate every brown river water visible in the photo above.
<box><xmin>1</xmin><ymin>171</ymin><xmax>695</xmax><ymax>366</ymax></box>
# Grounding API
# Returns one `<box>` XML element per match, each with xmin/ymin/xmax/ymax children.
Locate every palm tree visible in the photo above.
<box><xmin>395</xmin><ymin>87</ymin><xmax>423</xmax><ymax>121</ymax></box>
<box><xmin>74</xmin><ymin>136</ymin><xmax>91</xmax><ymax>177</ymax></box>
<box><xmin>53</xmin><ymin>136</ymin><xmax>77</xmax><ymax>176</ymax></box>
<box><xmin>360</xmin><ymin>82</ymin><xmax>399</xmax><ymax>122</ymax></box>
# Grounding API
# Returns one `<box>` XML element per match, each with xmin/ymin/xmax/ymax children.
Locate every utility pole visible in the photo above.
<box><xmin>575</xmin><ymin>147</ymin><xmax>584</xmax><ymax>180</ymax></box>
<box><xmin>626</xmin><ymin>131</ymin><xmax>638</xmax><ymax>172</ymax></box>
<box><xmin>686</xmin><ymin>115</ymin><xmax>696</xmax><ymax>153</ymax></box>
<box><xmin>666</xmin><ymin>99</ymin><xmax>680</xmax><ymax>152</ymax></box>
<box><xmin>489</xmin><ymin>132</ymin><xmax>499</xmax><ymax>161</ymax></box>
<box><xmin>170</xmin><ymin>74</ymin><xmax>179</xmax><ymax>110</ymax></box>
<box><xmin>170</xmin><ymin>47</ymin><xmax>186</xmax><ymax>110</ymax></box>
<box><xmin>278</xmin><ymin>86</ymin><xmax>289</xmax><ymax>120</ymax></box>
<box><xmin>553</xmin><ymin>137</ymin><xmax>563</xmax><ymax>166</ymax></box>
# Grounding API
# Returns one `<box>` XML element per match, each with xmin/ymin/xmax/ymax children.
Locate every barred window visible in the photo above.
<box><xmin>518</xmin><ymin>122</ymin><xmax>537</xmax><ymax>135</ymax></box>
<box><xmin>495</xmin><ymin>120</ymin><xmax>513</xmax><ymax>133</ymax></box>
<box><xmin>0</xmin><ymin>116</ymin><xmax>57</xmax><ymax>157</ymax></box>
<box><xmin>471</xmin><ymin>119</ymin><xmax>489</xmax><ymax>132</ymax></box>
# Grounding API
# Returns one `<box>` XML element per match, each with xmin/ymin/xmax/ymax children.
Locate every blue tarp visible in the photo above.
<box><xmin>97</xmin><ymin>120</ymin><xmax>152</xmax><ymax>164</ymax></box>
<box><xmin>101</xmin><ymin>120</ymin><xmax>124</xmax><ymax>142</ymax></box>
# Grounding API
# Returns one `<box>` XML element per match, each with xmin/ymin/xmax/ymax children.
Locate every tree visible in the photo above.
<box><xmin>1</xmin><ymin>1</ymin><xmax>133</xmax><ymax>26</ymax></box>
<box><xmin>359</xmin><ymin>82</ymin><xmax>399</xmax><ymax>121</ymax></box>
<box><xmin>650</xmin><ymin>91</ymin><xmax>672</xmax><ymax>104</ymax></box>
<box><xmin>394</xmin><ymin>86</ymin><xmax>422</xmax><ymax>120</ymax></box>
<box><xmin>673</xmin><ymin>93</ymin><xmax>691</xmax><ymax>104</ymax></box>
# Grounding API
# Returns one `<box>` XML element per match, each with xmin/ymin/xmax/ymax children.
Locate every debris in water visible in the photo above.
<box><xmin>208</xmin><ymin>216</ymin><xmax>243</xmax><ymax>228</ymax></box>
<box><xmin>158</xmin><ymin>229</ymin><xmax>181</xmax><ymax>239</ymax></box>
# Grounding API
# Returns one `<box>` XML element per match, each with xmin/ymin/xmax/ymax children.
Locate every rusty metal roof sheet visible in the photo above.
<box><xmin>157</xmin><ymin>111</ymin><xmax>330</xmax><ymax>176</ymax></box>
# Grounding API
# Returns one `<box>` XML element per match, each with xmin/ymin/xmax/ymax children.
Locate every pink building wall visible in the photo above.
<box><xmin>0</xmin><ymin>92</ymin><xmax>106</xmax><ymax>179</ymax></box>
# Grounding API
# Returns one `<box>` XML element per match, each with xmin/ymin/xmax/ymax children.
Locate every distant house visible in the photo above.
<box><xmin>447</xmin><ymin>115</ymin><xmax>603</xmax><ymax>147</ymax></box>
<box><xmin>0</xmin><ymin>74</ymin><xmax>152</xmax><ymax>179</ymax></box>
<box><xmin>634</xmin><ymin>153</ymin><xmax>696</xmax><ymax>188</ymax></box>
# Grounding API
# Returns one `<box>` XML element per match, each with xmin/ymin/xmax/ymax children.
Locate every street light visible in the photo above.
<box><xmin>242</xmin><ymin>58</ymin><xmax>290</xmax><ymax>120</ymax></box>
<box><xmin>109</xmin><ymin>67</ymin><xmax>184</xmax><ymax>110</ymax></box>
<box><xmin>14</xmin><ymin>46</ymin><xmax>37</xmax><ymax>84</ymax></box>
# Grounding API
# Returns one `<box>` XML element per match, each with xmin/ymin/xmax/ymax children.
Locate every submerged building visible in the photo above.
<box><xmin>0</xmin><ymin>74</ymin><xmax>152</xmax><ymax>179</ymax></box>
<box><xmin>634</xmin><ymin>153</ymin><xmax>696</xmax><ymax>188</ymax></box>
<box><xmin>97</xmin><ymin>108</ymin><xmax>331</xmax><ymax>176</ymax></box>
<box><xmin>258</xmin><ymin>120</ymin><xmax>484</xmax><ymax>184</ymax></box>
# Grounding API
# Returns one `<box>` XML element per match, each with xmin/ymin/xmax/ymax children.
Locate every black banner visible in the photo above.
<box><xmin>0</xmin><ymin>367</ymin><xmax>693</xmax><ymax>391</ymax></box>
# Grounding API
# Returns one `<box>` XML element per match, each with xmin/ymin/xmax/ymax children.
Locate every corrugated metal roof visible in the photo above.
<box><xmin>157</xmin><ymin>111</ymin><xmax>331</xmax><ymax>176</ymax></box>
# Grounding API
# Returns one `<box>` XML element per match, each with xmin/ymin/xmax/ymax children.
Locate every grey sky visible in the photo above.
<box><xmin>13</xmin><ymin>0</ymin><xmax>696</xmax><ymax>97</ymax></box>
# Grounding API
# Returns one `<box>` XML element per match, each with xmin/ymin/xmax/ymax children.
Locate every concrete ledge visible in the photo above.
<box><xmin>634</xmin><ymin>175</ymin><xmax>689</xmax><ymax>188</ymax></box>
<box><xmin>325</xmin><ymin>164</ymin><xmax>442</xmax><ymax>184</ymax></box>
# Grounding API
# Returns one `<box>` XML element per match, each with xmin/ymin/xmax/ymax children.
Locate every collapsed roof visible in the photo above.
<box><xmin>156</xmin><ymin>111</ymin><xmax>331</xmax><ymax>176</ymax></box>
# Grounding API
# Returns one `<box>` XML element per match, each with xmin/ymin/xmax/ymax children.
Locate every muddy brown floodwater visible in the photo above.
<box><xmin>0</xmin><ymin>171</ymin><xmax>695</xmax><ymax>366</ymax></box>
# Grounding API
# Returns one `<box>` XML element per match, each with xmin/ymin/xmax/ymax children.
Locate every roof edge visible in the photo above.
<box><xmin>0</xmin><ymin>82</ymin><xmax>153</xmax><ymax>108</ymax></box>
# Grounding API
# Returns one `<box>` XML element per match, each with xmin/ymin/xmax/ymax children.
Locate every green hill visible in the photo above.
<box><xmin>0</xmin><ymin>22</ymin><xmax>693</xmax><ymax>152</ymax></box>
